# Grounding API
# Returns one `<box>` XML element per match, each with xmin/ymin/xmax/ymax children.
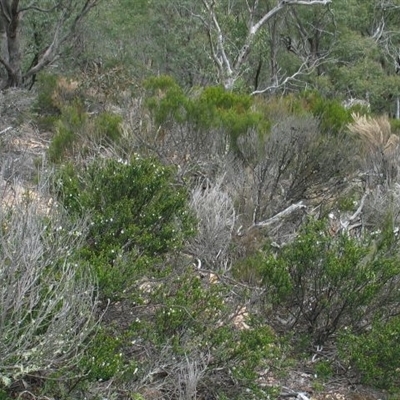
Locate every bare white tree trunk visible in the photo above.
<box><xmin>199</xmin><ymin>0</ymin><xmax>332</xmax><ymax>90</ymax></box>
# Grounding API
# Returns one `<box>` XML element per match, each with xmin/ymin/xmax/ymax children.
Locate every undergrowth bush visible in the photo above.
<box><xmin>144</xmin><ymin>75</ymin><xmax>269</xmax><ymax>156</ymax></box>
<box><xmin>302</xmin><ymin>91</ymin><xmax>354</xmax><ymax>134</ymax></box>
<box><xmin>125</xmin><ymin>266</ymin><xmax>282</xmax><ymax>400</ymax></box>
<box><xmin>339</xmin><ymin>316</ymin><xmax>400</xmax><ymax>391</ymax></box>
<box><xmin>241</xmin><ymin>218</ymin><xmax>400</xmax><ymax>345</ymax></box>
<box><xmin>92</xmin><ymin>111</ymin><xmax>123</xmax><ymax>143</ymax></box>
<box><xmin>33</xmin><ymin>73</ymin><xmax>82</xmax><ymax>130</ymax></box>
<box><xmin>48</xmin><ymin>100</ymin><xmax>87</xmax><ymax>162</ymax></box>
<box><xmin>79</xmin><ymin>328</ymin><xmax>128</xmax><ymax>381</ymax></box>
<box><xmin>34</xmin><ymin>73</ymin><xmax>123</xmax><ymax>162</ymax></box>
<box><xmin>55</xmin><ymin>156</ymin><xmax>195</xmax><ymax>299</ymax></box>
<box><xmin>0</xmin><ymin>181</ymin><xmax>98</xmax><ymax>388</ymax></box>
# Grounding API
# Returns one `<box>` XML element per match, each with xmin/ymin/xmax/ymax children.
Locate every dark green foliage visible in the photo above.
<box><xmin>33</xmin><ymin>73</ymin><xmax>61</xmax><ymax>116</ymax></box>
<box><xmin>339</xmin><ymin>316</ymin><xmax>400</xmax><ymax>390</ymax></box>
<box><xmin>252</xmin><ymin>219</ymin><xmax>400</xmax><ymax>344</ymax></box>
<box><xmin>48</xmin><ymin>101</ymin><xmax>86</xmax><ymax>162</ymax></box>
<box><xmin>56</xmin><ymin>157</ymin><xmax>195</xmax><ymax>298</ymax></box>
<box><xmin>79</xmin><ymin>328</ymin><xmax>126</xmax><ymax>381</ymax></box>
<box><xmin>302</xmin><ymin>91</ymin><xmax>353</xmax><ymax>134</ymax></box>
<box><xmin>0</xmin><ymin>389</ymin><xmax>11</xmax><ymax>400</ymax></box>
<box><xmin>313</xmin><ymin>360</ymin><xmax>334</xmax><ymax>380</ymax></box>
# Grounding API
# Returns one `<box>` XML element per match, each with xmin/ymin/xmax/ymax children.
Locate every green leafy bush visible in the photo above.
<box><xmin>190</xmin><ymin>85</ymin><xmax>269</xmax><ymax>151</ymax></box>
<box><xmin>79</xmin><ymin>328</ymin><xmax>126</xmax><ymax>381</ymax></box>
<box><xmin>93</xmin><ymin>111</ymin><xmax>123</xmax><ymax>143</ymax></box>
<box><xmin>34</xmin><ymin>74</ymin><xmax>82</xmax><ymax>130</ymax></box>
<box><xmin>302</xmin><ymin>91</ymin><xmax>353</xmax><ymax>134</ymax></box>
<box><xmin>48</xmin><ymin>101</ymin><xmax>87</xmax><ymax>162</ymax></box>
<box><xmin>144</xmin><ymin>76</ymin><xmax>270</xmax><ymax>154</ymax></box>
<box><xmin>144</xmin><ymin>75</ymin><xmax>189</xmax><ymax>125</ymax></box>
<box><xmin>339</xmin><ymin>317</ymin><xmax>400</xmax><ymax>390</ymax></box>
<box><xmin>253</xmin><ymin>218</ymin><xmax>400</xmax><ymax>345</ymax></box>
<box><xmin>56</xmin><ymin>156</ymin><xmax>195</xmax><ymax>298</ymax></box>
<box><xmin>33</xmin><ymin>73</ymin><xmax>61</xmax><ymax>117</ymax></box>
<box><xmin>125</xmin><ymin>266</ymin><xmax>281</xmax><ymax>400</ymax></box>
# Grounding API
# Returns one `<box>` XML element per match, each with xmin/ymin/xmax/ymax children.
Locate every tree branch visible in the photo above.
<box><xmin>23</xmin><ymin>0</ymin><xmax>99</xmax><ymax>80</ymax></box>
<box><xmin>19</xmin><ymin>2</ymin><xmax>62</xmax><ymax>14</ymax></box>
<box><xmin>251</xmin><ymin>57</ymin><xmax>315</xmax><ymax>95</ymax></box>
<box><xmin>202</xmin><ymin>0</ymin><xmax>332</xmax><ymax>89</ymax></box>
<box><xmin>248</xmin><ymin>201</ymin><xmax>306</xmax><ymax>230</ymax></box>
<box><xmin>0</xmin><ymin>55</ymin><xmax>13</xmax><ymax>74</ymax></box>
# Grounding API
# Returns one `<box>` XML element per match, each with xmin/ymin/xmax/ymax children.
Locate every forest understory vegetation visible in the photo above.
<box><xmin>1</xmin><ymin>68</ymin><xmax>400</xmax><ymax>400</ymax></box>
<box><xmin>2</xmin><ymin>1</ymin><xmax>400</xmax><ymax>398</ymax></box>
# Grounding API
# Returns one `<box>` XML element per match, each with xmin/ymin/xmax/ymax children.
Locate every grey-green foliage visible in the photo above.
<box><xmin>80</xmin><ymin>0</ymin><xmax>213</xmax><ymax>87</ymax></box>
<box><xmin>0</xmin><ymin>179</ymin><xmax>97</xmax><ymax>386</ymax></box>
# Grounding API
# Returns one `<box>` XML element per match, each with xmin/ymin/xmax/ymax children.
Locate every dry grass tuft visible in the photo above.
<box><xmin>348</xmin><ymin>113</ymin><xmax>399</xmax><ymax>156</ymax></box>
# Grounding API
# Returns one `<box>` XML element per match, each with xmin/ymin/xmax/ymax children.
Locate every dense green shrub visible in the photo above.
<box><xmin>93</xmin><ymin>111</ymin><xmax>123</xmax><ymax>143</ymax></box>
<box><xmin>302</xmin><ymin>91</ymin><xmax>353</xmax><ymax>134</ymax></box>
<box><xmin>339</xmin><ymin>316</ymin><xmax>400</xmax><ymax>390</ymax></box>
<box><xmin>33</xmin><ymin>73</ymin><xmax>61</xmax><ymax>117</ymax></box>
<box><xmin>48</xmin><ymin>100</ymin><xmax>86</xmax><ymax>162</ymax></box>
<box><xmin>190</xmin><ymin>85</ymin><xmax>269</xmax><ymax>150</ymax></box>
<box><xmin>79</xmin><ymin>328</ymin><xmax>127</xmax><ymax>381</ymax></box>
<box><xmin>144</xmin><ymin>75</ymin><xmax>189</xmax><ymax>125</ymax></box>
<box><xmin>56</xmin><ymin>156</ymin><xmax>195</xmax><ymax>298</ymax></box>
<box><xmin>243</xmin><ymin>218</ymin><xmax>400</xmax><ymax>345</ymax></box>
<box><xmin>144</xmin><ymin>76</ymin><xmax>269</xmax><ymax>154</ymax></box>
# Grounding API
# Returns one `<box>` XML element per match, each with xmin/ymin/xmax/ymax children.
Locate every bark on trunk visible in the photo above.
<box><xmin>6</xmin><ymin>6</ymin><xmax>22</xmax><ymax>87</ymax></box>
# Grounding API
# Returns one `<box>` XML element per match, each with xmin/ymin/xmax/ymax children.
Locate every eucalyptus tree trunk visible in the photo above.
<box><xmin>0</xmin><ymin>1</ymin><xmax>22</xmax><ymax>87</ymax></box>
<box><xmin>0</xmin><ymin>0</ymin><xmax>100</xmax><ymax>90</ymax></box>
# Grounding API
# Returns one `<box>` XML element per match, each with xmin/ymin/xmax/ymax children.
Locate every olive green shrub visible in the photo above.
<box><xmin>55</xmin><ymin>156</ymin><xmax>195</xmax><ymax>299</ymax></box>
<box><xmin>243</xmin><ymin>218</ymin><xmax>400</xmax><ymax>345</ymax></box>
<box><xmin>143</xmin><ymin>75</ymin><xmax>269</xmax><ymax>159</ymax></box>
<box><xmin>339</xmin><ymin>316</ymin><xmax>400</xmax><ymax>391</ymax></box>
<box><xmin>302</xmin><ymin>91</ymin><xmax>354</xmax><ymax>134</ymax></box>
<box><xmin>124</xmin><ymin>265</ymin><xmax>282</xmax><ymax>400</ymax></box>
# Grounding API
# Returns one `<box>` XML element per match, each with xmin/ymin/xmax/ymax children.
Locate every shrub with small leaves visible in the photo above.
<box><xmin>144</xmin><ymin>76</ymin><xmax>270</xmax><ymax>156</ymax></box>
<box><xmin>79</xmin><ymin>328</ymin><xmax>126</xmax><ymax>381</ymax></box>
<box><xmin>92</xmin><ymin>111</ymin><xmax>123</xmax><ymax>143</ymax></box>
<box><xmin>126</xmin><ymin>265</ymin><xmax>281</xmax><ymax>400</ymax></box>
<box><xmin>253</xmin><ymin>218</ymin><xmax>400</xmax><ymax>345</ymax></box>
<box><xmin>339</xmin><ymin>316</ymin><xmax>400</xmax><ymax>391</ymax></box>
<box><xmin>56</xmin><ymin>156</ymin><xmax>195</xmax><ymax>298</ymax></box>
<box><xmin>47</xmin><ymin>99</ymin><xmax>87</xmax><ymax>162</ymax></box>
<box><xmin>302</xmin><ymin>91</ymin><xmax>353</xmax><ymax>134</ymax></box>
